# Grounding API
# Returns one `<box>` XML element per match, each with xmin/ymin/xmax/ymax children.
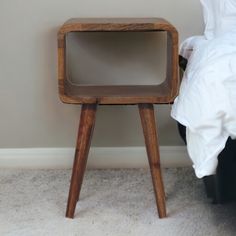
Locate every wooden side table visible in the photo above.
<box><xmin>57</xmin><ymin>18</ymin><xmax>179</xmax><ymax>219</ymax></box>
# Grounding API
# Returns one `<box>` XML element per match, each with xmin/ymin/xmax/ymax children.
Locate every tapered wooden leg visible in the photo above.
<box><xmin>66</xmin><ymin>104</ymin><xmax>97</xmax><ymax>219</ymax></box>
<box><xmin>139</xmin><ymin>103</ymin><xmax>166</xmax><ymax>218</ymax></box>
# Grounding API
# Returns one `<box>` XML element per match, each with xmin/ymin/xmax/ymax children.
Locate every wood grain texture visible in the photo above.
<box><xmin>57</xmin><ymin>18</ymin><xmax>179</xmax><ymax>105</ymax></box>
<box><xmin>66</xmin><ymin>104</ymin><xmax>97</xmax><ymax>219</ymax></box>
<box><xmin>139</xmin><ymin>103</ymin><xmax>166</xmax><ymax>218</ymax></box>
<box><xmin>63</xmin><ymin>82</ymin><xmax>172</xmax><ymax>105</ymax></box>
<box><xmin>60</xmin><ymin>18</ymin><xmax>178</xmax><ymax>219</ymax></box>
<box><xmin>58</xmin><ymin>18</ymin><xmax>177</xmax><ymax>33</ymax></box>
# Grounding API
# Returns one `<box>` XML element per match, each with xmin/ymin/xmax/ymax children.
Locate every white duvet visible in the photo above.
<box><xmin>171</xmin><ymin>0</ymin><xmax>236</xmax><ymax>178</ymax></box>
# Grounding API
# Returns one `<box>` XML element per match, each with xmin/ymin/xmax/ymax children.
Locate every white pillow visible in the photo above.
<box><xmin>200</xmin><ymin>0</ymin><xmax>217</xmax><ymax>39</ymax></box>
<box><xmin>200</xmin><ymin>0</ymin><xmax>236</xmax><ymax>39</ymax></box>
<box><xmin>216</xmin><ymin>0</ymin><xmax>236</xmax><ymax>36</ymax></box>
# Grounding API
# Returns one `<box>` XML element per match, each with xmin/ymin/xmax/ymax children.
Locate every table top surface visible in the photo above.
<box><xmin>58</xmin><ymin>18</ymin><xmax>177</xmax><ymax>33</ymax></box>
<box><xmin>64</xmin><ymin>17</ymin><xmax>168</xmax><ymax>24</ymax></box>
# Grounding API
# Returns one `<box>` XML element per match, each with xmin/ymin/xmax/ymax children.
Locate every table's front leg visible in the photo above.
<box><xmin>66</xmin><ymin>103</ymin><xmax>97</xmax><ymax>219</ymax></box>
<box><xmin>139</xmin><ymin>103</ymin><xmax>166</xmax><ymax>218</ymax></box>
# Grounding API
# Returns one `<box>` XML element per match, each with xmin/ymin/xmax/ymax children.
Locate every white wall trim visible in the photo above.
<box><xmin>0</xmin><ymin>146</ymin><xmax>191</xmax><ymax>169</ymax></box>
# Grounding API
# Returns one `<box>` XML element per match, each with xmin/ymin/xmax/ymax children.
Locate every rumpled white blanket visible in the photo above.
<box><xmin>171</xmin><ymin>0</ymin><xmax>236</xmax><ymax>178</ymax></box>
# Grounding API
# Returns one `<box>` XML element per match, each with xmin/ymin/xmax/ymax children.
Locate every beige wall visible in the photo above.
<box><xmin>0</xmin><ymin>0</ymin><xmax>204</xmax><ymax>148</ymax></box>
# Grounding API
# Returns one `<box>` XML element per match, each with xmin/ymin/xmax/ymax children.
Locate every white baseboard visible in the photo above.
<box><xmin>0</xmin><ymin>146</ymin><xmax>191</xmax><ymax>169</ymax></box>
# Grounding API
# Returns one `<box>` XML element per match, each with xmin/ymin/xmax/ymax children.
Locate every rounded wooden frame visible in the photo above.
<box><xmin>57</xmin><ymin>18</ymin><xmax>179</xmax><ymax>105</ymax></box>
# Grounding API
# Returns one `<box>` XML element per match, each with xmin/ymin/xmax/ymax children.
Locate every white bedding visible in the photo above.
<box><xmin>171</xmin><ymin>0</ymin><xmax>236</xmax><ymax>178</ymax></box>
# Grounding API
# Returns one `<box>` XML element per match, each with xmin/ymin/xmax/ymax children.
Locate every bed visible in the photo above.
<box><xmin>178</xmin><ymin>55</ymin><xmax>236</xmax><ymax>203</ymax></box>
<box><xmin>172</xmin><ymin>0</ymin><xmax>236</xmax><ymax>202</ymax></box>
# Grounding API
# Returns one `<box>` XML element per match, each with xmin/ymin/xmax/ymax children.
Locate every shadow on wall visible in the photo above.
<box><xmin>39</xmin><ymin>27</ymin><xmax>182</xmax><ymax>147</ymax></box>
<box><xmin>39</xmin><ymin>27</ymin><xmax>79</xmax><ymax>147</ymax></box>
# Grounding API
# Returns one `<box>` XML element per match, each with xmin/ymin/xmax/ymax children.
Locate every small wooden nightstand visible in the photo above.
<box><xmin>57</xmin><ymin>18</ymin><xmax>179</xmax><ymax>219</ymax></box>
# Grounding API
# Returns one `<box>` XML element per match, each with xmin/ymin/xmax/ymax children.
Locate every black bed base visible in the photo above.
<box><xmin>178</xmin><ymin>123</ymin><xmax>236</xmax><ymax>203</ymax></box>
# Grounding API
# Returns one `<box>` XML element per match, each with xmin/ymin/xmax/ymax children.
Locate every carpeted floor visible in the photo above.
<box><xmin>0</xmin><ymin>168</ymin><xmax>236</xmax><ymax>236</ymax></box>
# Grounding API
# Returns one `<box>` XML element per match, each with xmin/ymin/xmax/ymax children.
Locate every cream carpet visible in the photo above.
<box><xmin>0</xmin><ymin>168</ymin><xmax>236</xmax><ymax>236</ymax></box>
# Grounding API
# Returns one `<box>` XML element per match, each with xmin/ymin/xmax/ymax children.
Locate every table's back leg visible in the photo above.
<box><xmin>66</xmin><ymin>103</ymin><xmax>97</xmax><ymax>219</ymax></box>
<box><xmin>138</xmin><ymin>103</ymin><xmax>167</xmax><ymax>218</ymax></box>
